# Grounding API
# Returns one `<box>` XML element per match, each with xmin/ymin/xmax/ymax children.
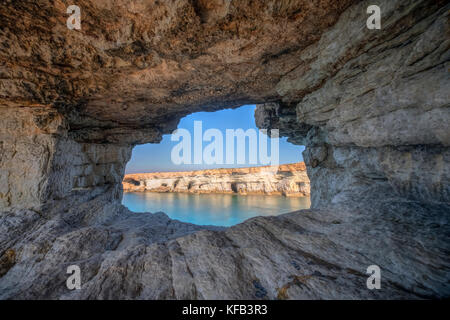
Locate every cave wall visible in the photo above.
<box><xmin>0</xmin><ymin>107</ymin><xmax>65</xmax><ymax>209</ymax></box>
<box><xmin>1</xmin><ymin>0</ymin><xmax>447</xmax><ymax>212</ymax></box>
<box><xmin>0</xmin><ymin>107</ymin><xmax>131</xmax><ymax>210</ymax></box>
<box><xmin>0</xmin><ymin>0</ymin><xmax>355</xmax><ymax>211</ymax></box>
<box><xmin>0</xmin><ymin>0</ymin><xmax>449</xmax><ymax>299</ymax></box>
<box><xmin>255</xmin><ymin>0</ymin><xmax>449</xmax><ymax>208</ymax></box>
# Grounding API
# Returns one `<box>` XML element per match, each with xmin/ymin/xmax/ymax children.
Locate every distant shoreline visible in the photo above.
<box><xmin>123</xmin><ymin>162</ymin><xmax>310</xmax><ymax>197</ymax></box>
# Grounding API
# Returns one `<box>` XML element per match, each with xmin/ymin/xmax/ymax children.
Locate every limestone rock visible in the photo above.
<box><xmin>0</xmin><ymin>0</ymin><xmax>449</xmax><ymax>299</ymax></box>
<box><xmin>123</xmin><ymin>162</ymin><xmax>310</xmax><ymax>197</ymax></box>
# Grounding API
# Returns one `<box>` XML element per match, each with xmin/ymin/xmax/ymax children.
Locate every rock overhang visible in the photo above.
<box><xmin>1</xmin><ymin>0</ymin><xmax>356</xmax><ymax>144</ymax></box>
<box><xmin>1</xmin><ymin>0</ymin><xmax>448</xmax><ymax>210</ymax></box>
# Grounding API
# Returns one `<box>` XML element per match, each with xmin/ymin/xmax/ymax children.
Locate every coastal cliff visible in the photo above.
<box><xmin>123</xmin><ymin>162</ymin><xmax>310</xmax><ymax>197</ymax></box>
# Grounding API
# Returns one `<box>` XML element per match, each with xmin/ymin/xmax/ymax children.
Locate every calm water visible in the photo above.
<box><xmin>122</xmin><ymin>192</ymin><xmax>310</xmax><ymax>227</ymax></box>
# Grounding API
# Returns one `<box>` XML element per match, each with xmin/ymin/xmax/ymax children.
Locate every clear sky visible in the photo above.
<box><xmin>125</xmin><ymin>105</ymin><xmax>304</xmax><ymax>173</ymax></box>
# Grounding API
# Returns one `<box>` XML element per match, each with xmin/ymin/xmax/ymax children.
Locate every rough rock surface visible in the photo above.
<box><xmin>3</xmin><ymin>196</ymin><xmax>448</xmax><ymax>300</ymax></box>
<box><xmin>123</xmin><ymin>162</ymin><xmax>310</xmax><ymax>196</ymax></box>
<box><xmin>0</xmin><ymin>0</ymin><xmax>449</xmax><ymax>299</ymax></box>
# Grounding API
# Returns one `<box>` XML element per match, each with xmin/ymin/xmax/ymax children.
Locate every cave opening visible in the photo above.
<box><xmin>121</xmin><ymin>105</ymin><xmax>310</xmax><ymax>226</ymax></box>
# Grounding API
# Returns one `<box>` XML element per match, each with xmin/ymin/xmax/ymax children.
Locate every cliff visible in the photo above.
<box><xmin>123</xmin><ymin>162</ymin><xmax>310</xmax><ymax>196</ymax></box>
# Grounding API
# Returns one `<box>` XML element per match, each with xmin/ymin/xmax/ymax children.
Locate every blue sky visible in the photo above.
<box><xmin>125</xmin><ymin>105</ymin><xmax>304</xmax><ymax>173</ymax></box>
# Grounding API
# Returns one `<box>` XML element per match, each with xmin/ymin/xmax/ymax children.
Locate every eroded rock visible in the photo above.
<box><xmin>123</xmin><ymin>162</ymin><xmax>310</xmax><ymax>197</ymax></box>
<box><xmin>0</xmin><ymin>0</ymin><xmax>449</xmax><ymax>299</ymax></box>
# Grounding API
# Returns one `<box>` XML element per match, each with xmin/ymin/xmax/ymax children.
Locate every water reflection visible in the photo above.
<box><xmin>122</xmin><ymin>192</ymin><xmax>311</xmax><ymax>227</ymax></box>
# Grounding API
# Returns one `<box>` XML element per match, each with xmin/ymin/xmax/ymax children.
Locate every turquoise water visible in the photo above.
<box><xmin>122</xmin><ymin>192</ymin><xmax>310</xmax><ymax>227</ymax></box>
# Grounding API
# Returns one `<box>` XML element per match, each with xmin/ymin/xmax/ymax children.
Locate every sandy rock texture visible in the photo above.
<box><xmin>123</xmin><ymin>162</ymin><xmax>310</xmax><ymax>196</ymax></box>
<box><xmin>0</xmin><ymin>0</ymin><xmax>449</xmax><ymax>299</ymax></box>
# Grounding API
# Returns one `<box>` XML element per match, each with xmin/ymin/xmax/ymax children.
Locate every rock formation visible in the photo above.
<box><xmin>0</xmin><ymin>0</ymin><xmax>449</xmax><ymax>299</ymax></box>
<box><xmin>123</xmin><ymin>162</ymin><xmax>310</xmax><ymax>196</ymax></box>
